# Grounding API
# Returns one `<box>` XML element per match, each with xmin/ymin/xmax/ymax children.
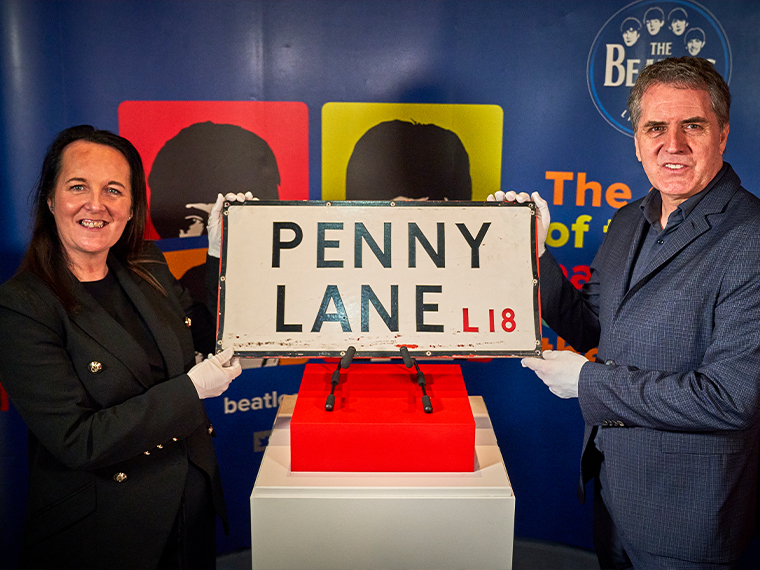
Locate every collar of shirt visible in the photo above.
<box><xmin>639</xmin><ymin>162</ymin><xmax>728</xmax><ymax>232</ymax></box>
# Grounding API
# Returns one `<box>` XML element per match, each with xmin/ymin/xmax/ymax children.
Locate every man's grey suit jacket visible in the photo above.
<box><xmin>539</xmin><ymin>164</ymin><xmax>760</xmax><ymax>563</ymax></box>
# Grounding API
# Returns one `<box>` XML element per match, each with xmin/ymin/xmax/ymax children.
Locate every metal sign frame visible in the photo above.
<box><xmin>216</xmin><ymin>200</ymin><xmax>541</xmax><ymax>359</ymax></box>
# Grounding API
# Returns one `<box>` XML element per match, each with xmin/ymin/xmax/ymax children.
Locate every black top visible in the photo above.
<box><xmin>82</xmin><ymin>270</ymin><xmax>167</xmax><ymax>385</ymax></box>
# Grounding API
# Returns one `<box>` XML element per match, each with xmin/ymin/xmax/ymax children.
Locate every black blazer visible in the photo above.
<box><xmin>0</xmin><ymin>244</ymin><xmax>227</xmax><ymax>569</ymax></box>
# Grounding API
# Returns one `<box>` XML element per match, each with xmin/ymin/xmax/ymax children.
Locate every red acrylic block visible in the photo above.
<box><xmin>290</xmin><ymin>362</ymin><xmax>475</xmax><ymax>472</ymax></box>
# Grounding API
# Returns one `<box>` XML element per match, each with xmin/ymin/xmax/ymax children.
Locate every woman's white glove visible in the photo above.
<box><xmin>207</xmin><ymin>192</ymin><xmax>256</xmax><ymax>258</ymax></box>
<box><xmin>188</xmin><ymin>347</ymin><xmax>242</xmax><ymax>399</ymax></box>
<box><xmin>487</xmin><ymin>191</ymin><xmax>550</xmax><ymax>256</ymax></box>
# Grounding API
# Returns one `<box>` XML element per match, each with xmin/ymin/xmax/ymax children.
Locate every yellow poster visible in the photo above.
<box><xmin>322</xmin><ymin>103</ymin><xmax>503</xmax><ymax>202</ymax></box>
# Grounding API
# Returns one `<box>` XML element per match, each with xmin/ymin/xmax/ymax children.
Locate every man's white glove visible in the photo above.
<box><xmin>487</xmin><ymin>191</ymin><xmax>550</xmax><ymax>256</ymax></box>
<box><xmin>188</xmin><ymin>347</ymin><xmax>242</xmax><ymax>399</ymax></box>
<box><xmin>521</xmin><ymin>349</ymin><xmax>587</xmax><ymax>399</ymax></box>
<box><xmin>207</xmin><ymin>192</ymin><xmax>256</xmax><ymax>258</ymax></box>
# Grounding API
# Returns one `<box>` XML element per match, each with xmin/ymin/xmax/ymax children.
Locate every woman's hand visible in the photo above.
<box><xmin>187</xmin><ymin>347</ymin><xmax>242</xmax><ymax>399</ymax></box>
<box><xmin>207</xmin><ymin>192</ymin><xmax>255</xmax><ymax>258</ymax></box>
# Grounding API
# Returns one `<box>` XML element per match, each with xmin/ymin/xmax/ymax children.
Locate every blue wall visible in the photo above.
<box><xmin>2</xmin><ymin>1</ymin><xmax>760</xmax><ymax>566</ymax></box>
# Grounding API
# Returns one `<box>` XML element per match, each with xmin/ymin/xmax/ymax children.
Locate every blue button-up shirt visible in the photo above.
<box><xmin>628</xmin><ymin>163</ymin><xmax>728</xmax><ymax>290</ymax></box>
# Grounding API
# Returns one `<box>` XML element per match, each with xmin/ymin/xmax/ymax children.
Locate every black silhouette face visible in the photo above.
<box><xmin>345</xmin><ymin>120</ymin><xmax>472</xmax><ymax>201</ymax></box>
<box><xmin>149</xmin><ymin>121</ymin><xmax>280</xmax><ymax>239</ymax></box>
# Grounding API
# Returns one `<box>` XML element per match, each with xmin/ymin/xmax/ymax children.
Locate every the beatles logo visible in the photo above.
<box><xmin>587</xmin><ymin>0</ymin><xmax>731</xmax><ymax>136</ymax></box>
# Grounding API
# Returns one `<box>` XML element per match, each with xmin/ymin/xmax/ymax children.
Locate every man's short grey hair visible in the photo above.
<box><xmin>627</xmin><ymin>56</ymin><xmax>730</xmax><ymax>132</ymax></box>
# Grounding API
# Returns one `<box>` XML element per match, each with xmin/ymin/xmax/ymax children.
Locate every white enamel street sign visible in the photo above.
<box><xmin>217</xmin><ymin>201</ymin><xmax>541</xmax><ymax>358</ymax></box>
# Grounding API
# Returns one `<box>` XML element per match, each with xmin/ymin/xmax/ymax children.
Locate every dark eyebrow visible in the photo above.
<box><xmin>641</xmin><ymin>116</ymin><xmax>709</xmax><ymax>130</ymax></box>
<box><xmin>64</xmin><ymin>177</ymin><xmax>126</xmax><ymax>188</ymax></box>
<box><xmin>641</xmin><ymin>120</ymin><xmax>667</xmax><ymax>130</ymax></box>
<box><xmin>680</xmin><ymin>116</ymin><xmax>709</xmax><ymax>126</ymax></box>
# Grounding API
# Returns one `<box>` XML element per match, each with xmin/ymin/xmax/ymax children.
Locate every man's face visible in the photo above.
<box><xmin>687</xmin><ymin>38</ymin><xmax>704</xmax><ymax>56</ymax></box>
<box><xmin>646</xmin><ymin>18</ymin><xmax>664</xmax><ymax>35</ymax></box>
<box><xmin>634</xmin><ymin>84</ymin><xmax>728</xmax><ymax>205</ymax></box>
<box><xmin>623</xmin><ymin>28</ymin><xmax>640</xmax><ymax>46</ymax></box>
<box><xmin>179</xmin><ymin>202</ymin><xmax>215</xmax><ymax>237</ymax></box>
<box><xmin>670</xmin><ymin>19</ymin><xmax>687</xmax><ymax>35</ymax></box>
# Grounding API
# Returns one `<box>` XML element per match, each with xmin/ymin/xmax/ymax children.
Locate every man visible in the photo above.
<box><xmin>345</xmin><ymin>119</ymin><xmax>472</xmax><ymax>201</ymax></box>
<box><xmin>148</xmin><ymin>121</ymin><xmax>280</xmax><ymax>303</ymax></box>
<box><xmin>492</xmin><ymin>57</ymin><xmax>760</xmax><ymax>568</ymax></box>
<box><xmin>643</xmin><ymin>7</ymin><xmax>665</xmax><ymax>36</ymax></box>
<box><xmin>621</xmin><ymin>17</ymin><xmax>642</xmax><ymax>48</ymax></box>
<box><xmin>685</xmin><ymin>27</ymin><xmax>706</xmax><ymax>57</ymax></box>
<box><xmin>149</xmin><ymin>121</ymin><xmax>280</xmax><ymax>241</ymax></box>
<box><xmin>668</xmin><ymin>7</ymin><xmax>689</xmax><ymax>37</ymax></box>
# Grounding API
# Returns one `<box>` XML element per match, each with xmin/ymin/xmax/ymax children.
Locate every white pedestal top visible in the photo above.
<box><xmin>252</xmin><ymin>395</ymin><xmax>513</xmax><ymax>498</ymax></box>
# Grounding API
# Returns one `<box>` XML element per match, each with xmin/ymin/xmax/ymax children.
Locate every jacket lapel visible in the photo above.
<box><xmin>71</xmin><ymin>284</ymin><xmax>154</xmax><ymax>389</ymax></box>
<box><xmin>633</xmin><ymin>215</ymin><xmax>711</xmax><ymax>284</ymax></box>
<box><xmin>109</xmin><ymin>258</ymin><xmax>186</xmax><ymax>379</ymax></box>
<box><xmin>70</xmin><ymin>257</ymin><xmax>186</xmax><ymax>387</ymax></box>
<box><xmin>620</xmin><ymin>170</ymin><xmax>738</xmax><ymax>306</ymax></box>
<box><xmin>606</xmin><ymin>210</ymin><xmax>648</xmax><ymax>313</ymax></box>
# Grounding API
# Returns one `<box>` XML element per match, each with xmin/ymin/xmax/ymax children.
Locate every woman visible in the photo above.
<box><xmin>0</xmin><ymin>126</ymin><xmax>241</xmax><ymax>569</ymax></box>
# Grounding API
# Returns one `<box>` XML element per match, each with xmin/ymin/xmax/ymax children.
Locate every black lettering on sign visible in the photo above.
<box><xmin>317</xmin><ymin>222</ymin><xmax>343</xmax><ymax>268</ymax></box>
<box><xmin>408</xmin><ymin>223</ymin><xmax>445</xmax><ymax>268</ymax></box>
<box><xmin>355</xmin><ymin>222</ymin><xmax>391</xmax><ymax>268</ymax></box>
<box><xmin>416</xmin><ymin>285</ymin><xmax>443</xmax><ymax>332</ymax></box>
<box><xmin>361</xmin><ymin>284</ymin><xmax>398</xmax><ymax>332</ymax></box>
<box><xmin>272</xmin><ymin>222</ymin><xmax>302</xmax><ymax>268</ymax></box>
<box><xmin>312</xmin><ymin>285</ymin><xmax>351</xmax><ymax>332</ymax></box>
<box><xmin>456</xmin><ymin>222</ymin><xmax>491</xmax><ymax>268</ymax></box>
<box><xmin>275</xmin><ymin>285</ymin><xmax>302</xmax><ymax>332</ymax></box>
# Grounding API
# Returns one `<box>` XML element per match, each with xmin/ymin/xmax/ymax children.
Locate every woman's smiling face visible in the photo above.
<box><xmin>48</xmin><ymin>140</ymin><xmax>133</xmax><ymax>278</ymax></box>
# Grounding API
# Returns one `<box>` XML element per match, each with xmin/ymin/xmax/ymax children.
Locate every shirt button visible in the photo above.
<box><xmin>656</xmin><ymin>239</ymin><xmax>664</xmax><ymax>245</ymax></box>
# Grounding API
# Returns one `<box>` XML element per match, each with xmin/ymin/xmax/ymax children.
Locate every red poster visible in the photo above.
<box><xmin>119</xmin><ymin>101</ymin><xmax>309</xmax><ymax>240</ymax></box>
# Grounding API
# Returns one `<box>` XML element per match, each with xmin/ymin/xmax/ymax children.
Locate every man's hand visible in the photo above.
<box><xmin>521</xmin><ymin>349</ymin><xmax>587</xmax><ymax>398</ymax></box>
<box><xmin>207</xmin><ymin>192</ymin><xmax>256</xmax><ymax>258</ymax></box>
<box><xmin>487</xmin><ymin>191</ymin><xmax>550</xmax><ymax>256</ymax></box>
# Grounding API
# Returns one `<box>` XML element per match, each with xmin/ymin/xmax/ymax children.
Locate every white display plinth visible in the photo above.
<box><xmin>250</xmin><ymin>395</ymin><xmax>515</xmax><ymax>570</ymax></box>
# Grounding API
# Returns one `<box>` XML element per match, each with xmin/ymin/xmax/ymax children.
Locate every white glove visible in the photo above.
<box><xmin>487</xmin><ymin>190</ymin><xmax>550</xmax><ymax>256</ymax></box>
<box><xmin>521</xmin><ymin>349</ymin><xmax>587</xmax><ymax>399</ymax></box>
<box><xmin>187</xmin><ymin>347</ymin><xmax>242</xmax><ymax>399</ymax></box>
<box><xmin>207</xmin><ymin>192</ymin><xmax>256</xmax><ymax>258</ymax></box>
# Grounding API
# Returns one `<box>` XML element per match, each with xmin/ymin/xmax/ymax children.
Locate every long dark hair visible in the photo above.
<box><xmin>20</xmin><ymin>125</ymin><xmax>161</xmax><ymax>311</ymax></box>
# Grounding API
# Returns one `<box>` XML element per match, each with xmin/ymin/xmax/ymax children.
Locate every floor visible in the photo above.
<box><xmin>217</xmin><ymin>537</ymin><xmax>599</xmax><ymax>569</ymax></box>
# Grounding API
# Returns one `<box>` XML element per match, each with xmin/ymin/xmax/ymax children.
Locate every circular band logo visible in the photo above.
<box><xmin>587</xmin><ymin>0</ymin><xmax>731</xmax><ymax>136</ymax></box>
